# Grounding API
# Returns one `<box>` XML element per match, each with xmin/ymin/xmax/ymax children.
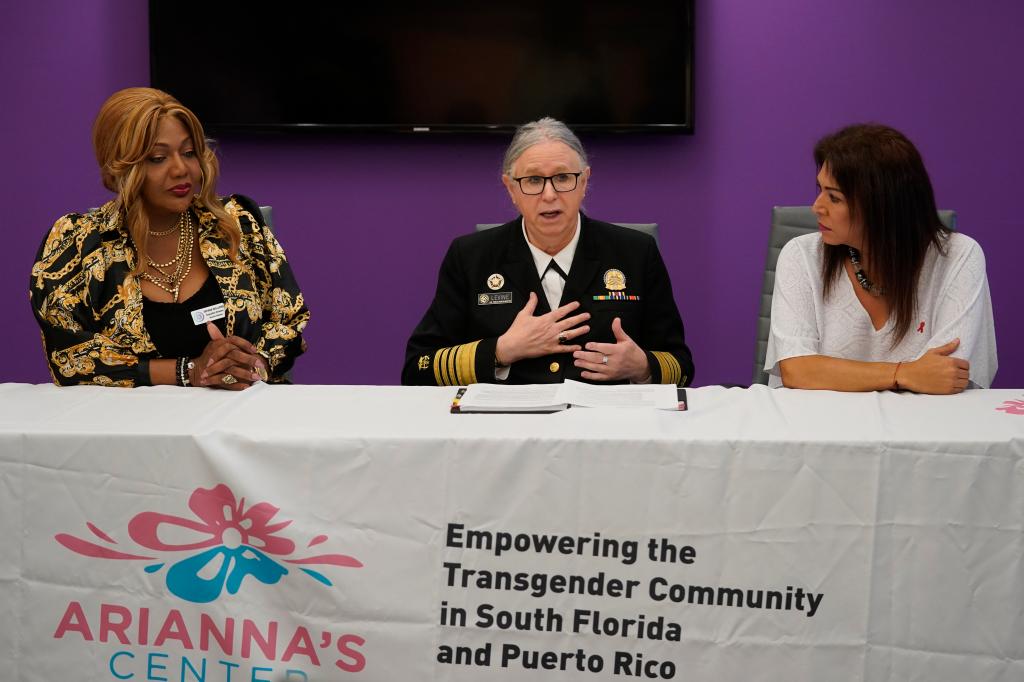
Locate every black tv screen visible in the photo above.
<box><xmin>149</xmin><ymin>3</ymin><xmax>694</xmax><ymax>134</ymax></box>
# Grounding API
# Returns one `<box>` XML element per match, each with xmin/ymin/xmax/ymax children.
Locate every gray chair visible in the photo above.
<box><xmin>258</xmin><ymin>205</ymin><xmax>293</xmax><ymax>381</ymax></box>
<box><xmin>259</xmin><ymin>205</ymin><xmax>274</xmax><ymax>232</ymax></box>
<box><xmin>475</xmin><ymin>222</ymin><xmax>658</xmax><ymax>245</ymax></box>
<box><xmin>751</xmin><ymin>206</ymin><xmax>957</xmax><ymax>385</ymax></box>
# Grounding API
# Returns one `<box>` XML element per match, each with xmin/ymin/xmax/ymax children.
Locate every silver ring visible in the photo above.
<box><xmin>601</xmin><ymin>355</ymin><xmax>609</xmax><ymax>365</ymax></box>
<box><xmin>221</xmin><ymin>374</ymin><xmax>238</xmax><ymax>385</ymax></box>
<box><xmin>558</xmin><ymin>332</ymin><xmax>568</xmax><ymax>345</ymax></box>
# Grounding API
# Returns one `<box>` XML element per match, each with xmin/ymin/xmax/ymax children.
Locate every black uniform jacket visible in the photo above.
<box><xmin>402</xmin><ymin>214</ymin><xmax>694</xmax><ymax>386</ymax></box>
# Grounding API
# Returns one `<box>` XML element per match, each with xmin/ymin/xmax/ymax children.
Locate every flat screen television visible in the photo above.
<box><xmin>149</xmin><ymin>3</ymin><xmax>694</xmax><ymax>134</ymax></box>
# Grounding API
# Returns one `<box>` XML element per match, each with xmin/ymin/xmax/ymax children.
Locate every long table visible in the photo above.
<box><xmin>2</xmin><ymin>383</ymin><xmax>1022</xmax><ymax>681</ymax></box>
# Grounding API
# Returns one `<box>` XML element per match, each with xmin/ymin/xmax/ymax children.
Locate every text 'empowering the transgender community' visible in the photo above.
<box><xmin>436</xmin><ymin>523</ymin><xmax>826</xmax><ymax>679</ymax></box>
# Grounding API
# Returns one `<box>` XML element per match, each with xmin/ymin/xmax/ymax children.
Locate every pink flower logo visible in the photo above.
<box><xmin>996</xmin><ymin>399</ymin><xmax>1024</xmax><ymax>416</ymax></box>
<box><xmin>56</xmin><ymin>484</ymin><xmax>362</xmax><ymax>603</ymax></box>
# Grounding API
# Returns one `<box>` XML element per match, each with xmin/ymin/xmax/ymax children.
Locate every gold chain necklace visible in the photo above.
<box><xmin>140</xmin><ymin>211</ymin><xmax>195</xmax><ymax>302</ymax></box>
<box><xmin>148</xmin><ymin>214</ymin><xmax>182</xmax><ymax>238</ymax></box>
<box><xmin>146</xmin><ymin>212</ymin><xmax>189</xmax><ymax>268</ymax></box>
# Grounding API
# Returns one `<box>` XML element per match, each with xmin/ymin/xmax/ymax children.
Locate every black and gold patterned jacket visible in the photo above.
<box><xmin>30</xmin><ymin>194</ymin><xmax>309</xmax><ymax>386</ymax></box>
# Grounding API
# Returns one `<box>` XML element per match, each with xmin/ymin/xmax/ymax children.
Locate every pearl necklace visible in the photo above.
<box><xmin>848</xmin><ymin>246</ymin><xmax>884</xmax><ymax>296</ymax></box>
<box><xmin>140</xmin><ymin>211</ymin><xmax>195</xmax><ymax>302</ymax></box>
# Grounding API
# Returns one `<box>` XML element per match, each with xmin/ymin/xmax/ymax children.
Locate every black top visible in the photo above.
<box><xmin>142</xmin><ymin>275</ymin><xmax>227</xmax><ymax>359</ymax></box>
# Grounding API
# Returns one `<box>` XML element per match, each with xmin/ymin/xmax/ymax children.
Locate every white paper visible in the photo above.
<box><xmin>458</xmin><ymin>380</ymin><xmax>679</xmax><ymax>412</ymax></box>
<box><xmin>457</xmin><ymin>383</ymin><xmax>567</xmax><ymax>411</ymax></box>
<box><xmin>561</xmin><ymin>379</ymin><xmax>679</xmax><ymax>409</ymax></box>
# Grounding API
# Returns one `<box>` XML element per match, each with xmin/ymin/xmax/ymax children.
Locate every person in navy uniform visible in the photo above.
<box><xmin>402</xmin><ymin>117</ymin><xmax>693</xmax><ymax>387</ymax></box>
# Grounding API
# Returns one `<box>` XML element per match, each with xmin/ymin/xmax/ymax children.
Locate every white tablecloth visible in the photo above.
<box><xmin>1</xmin><ymin>383</ymin><xmax>1022</xmax><ymax>681</ymax></box>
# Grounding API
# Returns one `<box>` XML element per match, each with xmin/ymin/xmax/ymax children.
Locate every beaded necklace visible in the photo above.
<box><xmin>140</xmin><ymin>211</ymin><xmax>195</xmax><ymax>302</ymax></box>
<box><xmin>847</xmin><ymin>246</ymin><xmax>884</xmax><ymax>296</ymax></box>
<box><xmin>146</xmin><ymin>212</ymin><xmax>187</xmax><ymax>267</ymax></box>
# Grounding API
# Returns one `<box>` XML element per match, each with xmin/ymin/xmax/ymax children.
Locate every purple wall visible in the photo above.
<box><xmin>4</xmin><ymin>1</ymin><xmax>1022</xmax><ymax>387</ymax></box>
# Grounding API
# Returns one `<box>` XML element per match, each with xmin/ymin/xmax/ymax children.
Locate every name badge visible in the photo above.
<box><xmin>478</xmin><ymin>292</ymin><xmax>513</xmax><ymax>305</ymax></box>
<box><xmin>191</xmin><ymin>303</ymin><xmax>226</xmax><ymax>325</ymax></box>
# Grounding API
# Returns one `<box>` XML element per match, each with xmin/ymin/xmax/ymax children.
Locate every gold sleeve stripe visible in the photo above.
<box><xmin>448</xmin><ymin>346</ymin><xmax>461</xmax><ymax>385</ymax></box>
<box><xmin>652</xmin><ymin>351</ymin><xmax>682</xmax><ymax>385</ymax></box>
<box><xmin>432</xmin><ymin>341</ymin><xmax>481</xmax><ymax>386</ymax></box>
<box><xmin>457</xmin><ymin>340</ymin><xmax>480</xmax><ymax>385</ymax></box>
<box><xmin>433</xmin><ymin>346</ymin><xmax>451</xmax><ymax>386</ymax></box>
<box><xmin>432</xmin><ymin>348</ymin><xmax>443</xmax><ymax>385</ymax></box>
<box><xmin>444</xmin><ymin>346</ymin><xmax>458</xmax><ymax>386</ymax></box>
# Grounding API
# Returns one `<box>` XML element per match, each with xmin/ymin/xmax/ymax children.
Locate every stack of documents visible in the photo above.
<box><xmin>453</xmin><ymin>379</ymin><xmax>685</xmax><ymax>413</ymax></box>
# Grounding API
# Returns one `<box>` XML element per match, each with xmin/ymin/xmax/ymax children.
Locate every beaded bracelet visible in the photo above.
<box><xmin>176</xmin><ymin>357</ymin><xmax>194</xmax><ymax>387</ymax></box>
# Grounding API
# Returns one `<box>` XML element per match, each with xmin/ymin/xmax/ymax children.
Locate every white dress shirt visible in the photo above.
<box><xmin>523</xmin><ymin>214</ymin><xmax>581</xmax><ymax>311</ymax></box>
<box><xmin>495</xmin><ymin>215</ymin><xmax>582</xmax><ymax>380</ymax></box>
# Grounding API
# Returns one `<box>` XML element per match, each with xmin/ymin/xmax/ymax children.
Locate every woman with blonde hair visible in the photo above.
<box><xmin>30</xmin><ymin>87</ymin><xmax>309</xmax><ymax>388</ymax></box>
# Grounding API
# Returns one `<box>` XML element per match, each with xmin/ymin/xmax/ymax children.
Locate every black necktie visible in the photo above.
<box><xmin>545</xmin><ymin>259</ymin><xmax>568</xmax><ymax>280</ymax></box>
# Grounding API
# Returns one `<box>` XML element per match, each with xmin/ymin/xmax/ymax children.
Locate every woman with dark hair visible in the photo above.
<box><xmin>765</xmin><ymin>124</ymin><xmax>996</xmax><ymax>393</ymax></box>
<box><xmin>30</xmin><ymin>87</ymin><xmax>309</xmax><ymax>388</ymax></box>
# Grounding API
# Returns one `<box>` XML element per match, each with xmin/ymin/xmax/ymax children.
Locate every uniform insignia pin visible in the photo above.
<box><xmin>603</xmin><ymin>269</ymin><xmax>626</xmax><ymax>291</ymax></box>
<box><xmin>487</xmin><ymin>273</ymin><xmax>504</xmax><ymax>290</ymax></box>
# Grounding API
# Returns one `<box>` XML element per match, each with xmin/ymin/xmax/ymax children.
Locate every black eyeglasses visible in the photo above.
<box><xmin>512</xmin><ymin>172</ymin><xmax>583</xmax><ymax>195</ymax></box>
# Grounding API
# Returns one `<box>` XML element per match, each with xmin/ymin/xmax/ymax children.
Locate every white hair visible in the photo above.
<box><xmin>502</xmin><ymin>117</ymin><xmax>589</xmax><ymax>176</ymax></box>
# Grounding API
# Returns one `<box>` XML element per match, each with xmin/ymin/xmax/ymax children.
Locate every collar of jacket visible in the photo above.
<box><xmin>95</xmin><ymin>195</ymin><xmax>221</xmax><ymax>238</ymax></box>
<box><xmin>501</xmin><ymin>212</ymin><xmax>602</xmax><ymax>314</ymax></box>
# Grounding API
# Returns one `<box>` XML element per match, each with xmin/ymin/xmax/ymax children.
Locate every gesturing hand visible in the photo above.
<box><xmin>897</xmin><ymin>338</ymin><xmax>970</xmax><ymax>394</ymax></box>
<box><xmin>573</xmin><ymin>317</ymin><xmax>651</xmax><ymax>382</ymax></box>
<box><xmin>194</xmin><ymin>322</ymin><xmax>266</xmax><ymax>390</ymax></box>
<box><xmin>495</xmin><ymin>292</ymin><xmax>591</xmax><ymax>365</ymax></box>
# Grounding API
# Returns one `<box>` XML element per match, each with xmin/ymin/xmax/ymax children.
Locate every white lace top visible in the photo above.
<box><xmin>765</xmin><ymin>232</ymin><xmax>997</xmax><ymax>388</ymax></box>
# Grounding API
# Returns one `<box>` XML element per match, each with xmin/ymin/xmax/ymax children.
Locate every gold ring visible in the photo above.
<box><xmin>221</xmin><ymin>374</ymin><xmax>238</xmax><ymax>385</ymax></box>
<box><xmin>256</xmin><ymin>365</ymin><xmax>268</xmax><ymax>382</ymax></box>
